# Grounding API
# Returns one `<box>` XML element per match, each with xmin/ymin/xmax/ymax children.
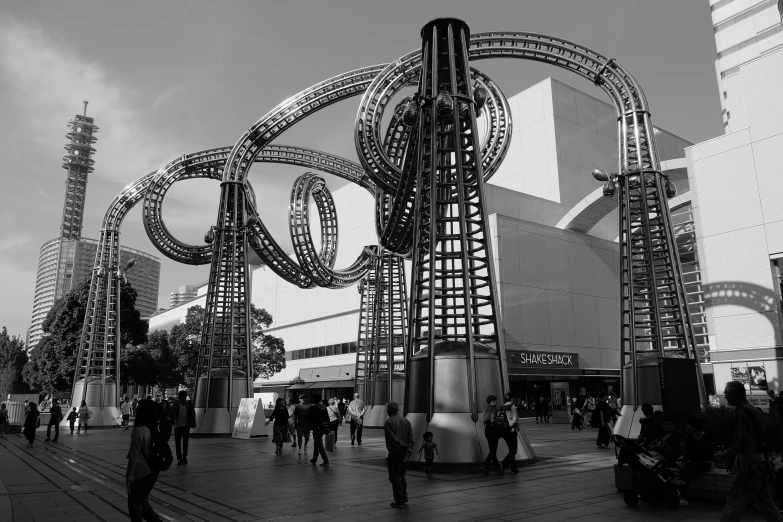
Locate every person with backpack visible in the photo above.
<box><xmin>479</xmin><ymin>395</ymin><xmax>503</xmax><ymax>475</ymax></box>
<box><xmin>307</xmin><ymin>393</ymin><xmax>330</xmax><ymax>466</ymax></box>
<box><xmin>126</xmin><ymin>398</ymin><xmax>168</xmax><ymax>522</ymax></box>
<box><xmin>719</xmin><ymin>381</ymin><xmax>782</xmax><ymax>522</ymax></box>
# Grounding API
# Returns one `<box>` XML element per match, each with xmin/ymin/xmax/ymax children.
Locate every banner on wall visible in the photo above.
<box><xmin>730</xmin><ymin>366</ymin><xmax>750</xmax><ymax>389</ymax></box>
<box><xmin>748</xmin><ymin>365</ymin><xmax>768</xmax><ymax>391</ymax></box>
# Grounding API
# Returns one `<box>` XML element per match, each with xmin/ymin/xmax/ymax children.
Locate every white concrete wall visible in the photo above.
<box><xmin>687</xmin><ymin>46</ymin><xmax>783</xmax><ymax>392</ymax></box>
<box><xmin>490</xmin><ymin>214</ymin><xmax>620</xmax><ymax>371</ymax></box>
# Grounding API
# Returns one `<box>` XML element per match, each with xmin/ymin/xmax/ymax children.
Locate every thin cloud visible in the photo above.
<box><xmin>0</xmin><ymin>14</ymin><xmax>181</xmax><ymax>186</ymax></box>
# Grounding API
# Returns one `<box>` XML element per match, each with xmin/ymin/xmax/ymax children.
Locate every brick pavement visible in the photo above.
<box><xmin>0</xmin><ymin>419</ymin><xmax>772</xmax><ymax>521</ymax></box>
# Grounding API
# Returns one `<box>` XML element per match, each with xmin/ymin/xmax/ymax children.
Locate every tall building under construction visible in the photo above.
<box><xmin>28</xmin><ymin>103</ymin><xmax>161</xmax><ymax>348</ymax></box>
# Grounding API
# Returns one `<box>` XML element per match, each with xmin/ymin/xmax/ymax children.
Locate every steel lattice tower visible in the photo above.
<box><xmin>194</xmin><ymin>181</ymin><xmax>254</xmax><ymax>433</ymax></box>
<box><xmin>60</xmin><ymin>101</ymin><xmax>97</xmax><ymax>240</ymax></box>
<box><xmin>403</xmin><ymin>18</ymin><xmax>512</xmax><ymax>463</ymax></box>
<box><xmin>358</xmin><ymin>251</ymin><xmax>408</xmax><ymax>427</ymax></box>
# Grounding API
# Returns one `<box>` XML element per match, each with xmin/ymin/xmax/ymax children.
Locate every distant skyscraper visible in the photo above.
<box><xmin>28</xmin><ymin>103</ymin><xmax>161</xmax><ymax>348</ymax></box>
<box><xmin>169</xmin><ymin>285</ymin><xmax>198</xmax><ymax>308</ymax></box>
<box><xmin>60</xmin><ymin>101</ymin><xmax>97</xmax><ymax>239</ymax></box>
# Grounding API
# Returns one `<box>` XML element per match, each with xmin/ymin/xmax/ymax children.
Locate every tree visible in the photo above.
<box><xmin>0</xmin><ymin>327</ymin><xmax>27</xmax><ymax>398</ymax></box>
<box><xmin>169</xmin><ymin>304</ymin><xmax>285</xmax><ymax>389</ymax></box>
<box><xmin>169</xmin><ymin>305</ymin><xmax>204</xmax><ymax>391</ymax></box>
<box><xmin>146</xmin><ymin>330</ymin><xmax>179</xmax><ymax>392</ymax></box>
<box><xmin>22</xmin><ymin>276</ymin><xmax>148</xmax><ymax>394</ymax></box>
<box><xmin>250</xmin><ymin>306</ymin><xmax>286</xmax><ymax>380</ymax></box>
<box><xmin>121</xmin><ymin>344</ymin><xmax>159</xmax><ymax>387</ymax></box>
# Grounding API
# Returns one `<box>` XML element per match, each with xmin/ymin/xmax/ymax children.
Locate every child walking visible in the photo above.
<box><xmin>417</xmin><ymin>431</ymin><xmax>439</xmax><ymax>477</ymax></box>
<box><xmin>23</xmin><ymin>402</ymin><xmax>40</xmax><ymax>447</ymax></box>
<box><xmin>67</xmin><ymin>407</ymin><xmax>77</xmax><ymax>434</ymax></box>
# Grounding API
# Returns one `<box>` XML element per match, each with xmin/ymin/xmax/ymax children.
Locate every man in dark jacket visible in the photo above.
<box><xmin>171</xmin><ymin>390</ymin><xmax>196</xmax><ymax>465</ymax></box>
<box><xmin>45</xmin><ymin>398</ymin><xmax>62</xmax><ymax>442</ymax></box>
<box><xmin>306</xmin><ymin>393</ymin><xmax>329</xmax><ymax>466</ymax></box>
<box><xmin>384</xmin><ymin>401</ymin><xmax>414</xmax><ymax>508</ymax></box>
<box><xmin>719</xmin><ymin>381</ymin><xmax>782</xmax><ymax>521</ymax></box>
<box><xmin>337</xmin><ymin>398</ymin><xmax>347</xmax><ymax>424</ymax></box>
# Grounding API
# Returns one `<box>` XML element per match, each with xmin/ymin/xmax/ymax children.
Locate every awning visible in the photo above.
<box><xmin>287</xmin><ymin>383</ymin><xmax>310</xmax><ymax>390</ymax></box>
<box><xmin>321</xmin><ymin>380</ymin><xmax>354</xmax><ymax>389</ymax></box>
<box><xmin>306</xmin><ymin>381</ymin><xmax>343</xmax><ymax>389</ymax></box>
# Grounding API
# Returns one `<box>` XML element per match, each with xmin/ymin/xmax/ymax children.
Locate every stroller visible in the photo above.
<box><xmin>613</xmin><ymin>435</ymin><xmax>681</xmax><ymax>508</ymax></box>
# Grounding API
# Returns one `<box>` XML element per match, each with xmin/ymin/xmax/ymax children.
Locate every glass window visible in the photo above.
<box><xmin>318</xmin><ymin>346</ymin><xmax>326</xmax><ymax>357</ymax></box>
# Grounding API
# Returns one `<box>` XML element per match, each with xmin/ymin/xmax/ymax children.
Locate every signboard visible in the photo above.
<box><xmin>730</xmin><ymin>366</ymin><xmax>750</xmax><ymax>389</ymax></box>
<box><xmin>748</xmin><ymin>366</ymin><xmax>768</xmax><ymax>391</ymax></box>
<box><xmin>507</xmin><ymin>351</ymin><xmax>579</xmax><ymax>369</ymax></box>
<box><xmin>749</xmin><ymin>396</ymin><xmax>771</xmax><ymax>413</ymax></box>
<box><xmin>232</xmin><ymin>398</ymin><xmax>260</xmax><ymax>439</ymax></box>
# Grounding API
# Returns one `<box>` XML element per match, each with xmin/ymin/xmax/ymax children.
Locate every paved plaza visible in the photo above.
<box><xmin>0</xmin><ymin>419</ymin><xmax>771</xmax><ymax>522</ymax></box>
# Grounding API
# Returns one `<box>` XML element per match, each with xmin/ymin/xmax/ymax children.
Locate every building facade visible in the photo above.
<box><xmin>150</xmin><ymin>78</ymin><xmax>698</xmax><ymax>411</ymax></box>
<box><xmin>686</xmin><ymin>8</ymin><xmax>783</xmax><ymax>409</ymax></box>
<box><xmin>169</xmin><ymin>285</ymin><xmax>199</xmax><ymax>308</ymax></box>
<box><xmin>29</xmin><ymin>237</ymin><xmax>161</xmax><ymax>347</ymax></box>
<box><xmin>711</xmin><ymin>0</ymin><xmax>783</xmax><ymax>131</ymax></box>
<box><xmin>28</xmin><ymin>104</ymin><xmax>161</xmax><ymax>348</ymax></box>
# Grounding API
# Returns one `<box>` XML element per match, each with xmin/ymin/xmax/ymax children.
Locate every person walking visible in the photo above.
<box><xmin>132</xmin><ymin>397</ymin><xmax>139</xmax><ymax>417</ymax></box>
<box><xmin>719</xmin><ymin>381</ymin><xmax>782</xmax><ymax>522</ymax></box>
<box><xmin>293</xmin><ymin>395</ymin><xmax>310</xmax><ymax>454</ymax></box>
<box><xmin>77</xmin><ymin>400</ymin><xmax>91</xmax><ymax>434</ymax></box>
<box><xmin>286</xmin><ymin>398</ymin><xmax>297</xmax><ymax>448</ymax></box>
<box><xmin>126</xmin><ymin>399</ymin><xmax>164</xmax><ymax>522</ymax></box>
<box><xmin>337</xmin><ymin>397</ymin><xmax>347</xmax><ymax>425</ymax></box>
<box><xmin>23</xmin><ymin>402</ymin><xmax>40</xmax><ymax>447</ymax></box>
<box><xmin>121</xmin><ymin>397</ymin><xmax>133</xmax><ymax>429</ymax></box>
<box><xmin>157</xmin><ymin>396</ymin><xmax>173</xmax><ymax>442</ymax></box>
<box><xmin>348</xmin><ymin>393</ymin><xmax>366</xmax><ymax>445</ymax></box>
<box><xmin>595</xmin><ymin>392</ymin><xmax>612</xmax><ymax>449</ymax></box>
<box><xmin>307</xmin><ymin>393</ymin><xmax>330</xmax><ymax>467</ymax></box>
<box><xmin>67</xmin><ymin>407</ymin><xmax>77</xmax><ymax>434</ymax></box>
<box><xmin>499</xmin><ymin>393</ymin><xmax>520</xmax><ymax>474</ymax></box>
<box><xmin>542</xmin><ymin>397</ymin><xmax>551</xmax><ymax>423</ymax></box>
<box><xmin>479</xmin><ymin>395</ymin><xmax>503</xmax><ymax>475</ymax></box>
<box><xmin>44</xmin><ymin>398</ymin><xmax>63</xmax><ymax>442</ymax></box>
<box><xmin>265</xmin><ymin>398</ymin><xmax>290</xmax><ymax>455</ymax></box>
<box><xmin>384</xmin><ymin>401</ymin><xmax>414</xmax><ymax>508</ymax></box>
<box><xmin>327</xmin><ymin>398</ymin><xmax>340</xmax><ymax>445</ymax></box>
<box><xmin>534</xmin><ymin>396</ymin><xmax>543</xmax><ymax>424</ymax></box>
<box><xmin>0</xmin><ymin>403</ymin><xmax>8</xmax><ymax>438</ymax></box>
<box><xmin>171</xmin><ymin>390</ymin><xmax>196</xmax><ymax>465</ymax></box>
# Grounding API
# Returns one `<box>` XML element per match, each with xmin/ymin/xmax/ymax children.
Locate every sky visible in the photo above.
<box><xmin>0</xmin><ymin>0</ymin><xmax>723</xmax><ymax>340</ymax></box>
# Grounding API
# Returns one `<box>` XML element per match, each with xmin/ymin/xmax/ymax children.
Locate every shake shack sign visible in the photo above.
<box><xmin>508</xmin><ymin>351</ymin><xmax>579</xmax><ymax>369</ymax></box>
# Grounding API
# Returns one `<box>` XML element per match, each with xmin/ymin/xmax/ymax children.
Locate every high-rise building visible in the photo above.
<box><xmin>169</xmin><ymin>285</ymin><xmax>199</xmax><ymax>308</ymax></box>
<box><xmin>28</xmin><ymin>103</ymin><xmax>161</xmax><ymax>348</ymax></box>
<box><xmin>711</xmin><ymin>0</ymin><xmax>783</xmax><ymax>131</ymax></box>
<box><xmin>682</xmin><ymin>2</ymin><xmax>783</xmax><ymax>406</ymax></box>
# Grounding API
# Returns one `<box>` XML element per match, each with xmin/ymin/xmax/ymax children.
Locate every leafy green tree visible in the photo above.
<box><xmin>22</xmin><ymin>276</ymin><xmax>148</xmax><ymax>394</ymax></box>
<box><xmin>169</xmin><ymin>304</ymin><xmax>285</xmax><ymax>388</ymax></box>
<box><xmin>121</xmin><ymin>344</ymin><xmax>159</xmax><ymax>387</ymax></box>
<box><xmin>250</xmin><ymin>306</ymin><xmax>286</xmax><ymax>380</ymax></box>
<box><xmin>146</xmin><ymin>330</ymin><xmax>179</xmax><ymax>393</ymax></box>
<box><xmin>169</xmin><ymin>305</ymin><xmax>204</xmax><ymax>391</ymax></box>
<box><xmin>0</xmin><ymin>327</ymin><xmax>28</xmax><ymax>398</ymax></box>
